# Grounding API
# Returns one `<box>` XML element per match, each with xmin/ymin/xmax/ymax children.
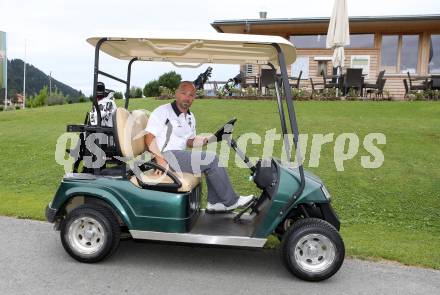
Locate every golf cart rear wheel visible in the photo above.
<box><xmin>60</xmin><ymin>204</ymin><xmax>120</xmax><ymax>263</ymax></box>
<box><xmin>280</xmin><ymin>218</ymin><xmax>344</xmax><ymax>281</ymax></box>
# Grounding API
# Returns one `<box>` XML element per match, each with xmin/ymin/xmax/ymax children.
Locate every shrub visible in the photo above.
<box><xmin>114</xmin><ymin>92</ymin><xmax>123</xmax><ymax>100</ymax></box>
<box><xmin>45</xmin><ymin>89</ymin><xmax>67</xmax><ymax>106</ymax></box>
<box><xmin>311</xmin><ymin>88</ymin><xmax>345</xmax><ymax>101</ymax></box>
<box><xmin>383</xmin><ymin>90</ymin><xmax>393</xmax><ymax>101</ymax></box>
<box><xmin>158</xmin><ymin>71</ymin><xmax>182</xmax><ymax>91</ymax></box>
<box><xmin>196</xmin><ymin>89</ymin><xmax>205</xmax><ymax>98</ymax></box>
<box><xmin>0</xmin><ymin>106</ymin><xmax>4</xmax><ymax>111</ymax></box>
<box><xmin>47</xmin><ymin>94</ymin><xmax>66</xmax><ymax>106</ymax></box>
<box><xmin>143</xmin><ymin>80</ymin><xmax>160</xmax><ymax>97</ymax></box>
<box><xmin>424</xmin><ymin>89</ymin><xmax>440</xmax><ymax>100</ymax></box>
<box><xmin>157</xmin><ymin>86</ymin><xmax>174</xmax><ymax>100</ymax></box>
<box><xmin>15</xmin><ymin>105</ymin><xmax>21</xmax><ymax>110</ymax></box>
<box><xmin>409</xmin><ymin>91</ymin><xmax>426</xmax><ymax>101</ymax></box>
<box><xmin>33</xmin><ymin>86</ymin><xmax>48</xmax><ymax>107</ymax></box>
<box><xmin>243</xmin><ymin>87</ymin><xmax>258</xmax><ymax>97</ymax></box>
<box><xmin>345</xmin><ymin>88</ymin><xmax>360</xmax><ymax>100</ymax></box>
<box><xmin>292</xmin><ymin>88</ymin><xmax>311</xmax><ymax>101</ymax></box>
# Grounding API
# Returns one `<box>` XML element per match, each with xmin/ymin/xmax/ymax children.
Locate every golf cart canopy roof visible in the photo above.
<box><xmin>87</xmin><ymin>32</ymin><xmax>296</xmax><ymax>66</ymax></box>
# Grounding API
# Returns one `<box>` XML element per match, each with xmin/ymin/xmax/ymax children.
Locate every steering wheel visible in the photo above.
<box><xmin>212</xmin><ymin>118</ymin><xmax>237</xmax><ymax>142</ymax></box>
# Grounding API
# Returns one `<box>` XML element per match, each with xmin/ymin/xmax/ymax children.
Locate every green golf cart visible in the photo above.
<box><xmin>46</xmin><ymin>32</ymin><xmax>345</xmax><ymax>281</ymax></box>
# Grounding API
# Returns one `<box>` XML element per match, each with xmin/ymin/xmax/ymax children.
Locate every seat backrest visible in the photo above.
<box><xmin>432</xmin><ymin>77</ymin><xmax>440</xmax><ymax>88</ymax></box>
<box><xmin>296</xmin><ymin>70</ymin><xmax>303</xmax><ymax>88</ymax></box>
<box><xmin>407</xmin><ymin>71</ymin><xmax>413</xmax><ymax>87</ymax></box>
<box><xmin>403</xmin><ymin>79</ymin><xmax>409</xmax><ymax>93</ymax></box>
<box><xmin>260</xmin><ymin>68</ymin><xmax>276</xmax><ymax>87</ymax></box>
<box><xmin>113</xmin><ymin>108</ymin><xmax>149</xmax><ymax>158</ymax></box>
<box><xmin>376</xmin><ymin>70</ymin><xmax>385</xmax><ymax>84</ymax></box>
<box><xmin>345</xmin><ymin>68</ymin><xmax>363</xmax><ymax>87</ymax></box>
<box><xmin>378</xmin><ymin>79</ymin><xmax>386</xmax><ymax>92</ymax></box>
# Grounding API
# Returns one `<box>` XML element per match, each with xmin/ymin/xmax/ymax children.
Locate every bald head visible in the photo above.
<box><xmin>177</xmin><ymin>81</ymin><xmax>196</xmax><ymax>92</ymax></box>
<box><xmin>175</xmin><ymin>81</ymin><xmax>196</xmax><ymax>113</ymax></box>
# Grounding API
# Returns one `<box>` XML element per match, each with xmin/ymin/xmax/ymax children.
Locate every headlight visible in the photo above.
<box><xmin>321</xmin><ymin>186</ymin><xmax>331</xmax><ymax>200</ymax></box>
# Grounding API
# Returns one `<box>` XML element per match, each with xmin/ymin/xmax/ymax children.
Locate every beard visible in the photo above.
<box><xmin>179</xmin><ymin>101</ymin><xmax>191</xmax><ymax>109</ymax></box>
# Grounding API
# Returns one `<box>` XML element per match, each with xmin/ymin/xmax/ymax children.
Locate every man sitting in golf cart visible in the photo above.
<box><xmin>144</xmin><ymin>81</ymin><xmax>253</xmax><ymax>212</ymax></box>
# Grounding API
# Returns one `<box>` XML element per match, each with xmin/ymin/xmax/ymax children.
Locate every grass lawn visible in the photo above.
<box><xmin>0</xmin><ymin>99</ymin><xmax>439</xmax><ymax>269</ymax></box>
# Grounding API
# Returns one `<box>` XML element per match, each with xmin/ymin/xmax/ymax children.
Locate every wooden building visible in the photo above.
<box><xmin>211</xmin><ymin>15</ymin><xmax>440</xmax><ymax>99</ymax></box>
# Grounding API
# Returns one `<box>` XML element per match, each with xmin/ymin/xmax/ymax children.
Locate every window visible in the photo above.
<box><xmin>348</xmin><ymin>34</ymin><xmax>374</xmax><ymax>48</ymax></box>
<box><xmin>429</xmin><ymin>34</ymin><xmax>440</xmax><ymax>74</ymax></box>
<box><xmin>290</xmin><ymin>35</ymin><xmax>326</xmax><ymax>48</ymax></box>
<box><xmin>381</xmin><ymin>35</ymin><xmax>399</xmax><ymax>72</ymax></box>
<box><xmin>317</xmin><ymin>61</ymin><xmax>328</xmax><ymax>76</ymax></box>
<box><xmin>244</xmin><ymin>64</ymin><xmax>254</xmax><ymax>75</ymax></box>
<box><xmin>291</xmin><ymin>56</ymin><xmax>310</xmax><ymax>79</ymax></box>
<box><xmin>381</xmin><ymin>34</ymin><xmax>419</xmax><ymax>73</ymax></box>
<box><xmin>401</xmin><ymin>35</ymin><xmax>419</xmax><ymax>73</ymax></box>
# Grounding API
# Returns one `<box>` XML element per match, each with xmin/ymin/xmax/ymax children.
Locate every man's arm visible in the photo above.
<box><xmin>145</xmin><ymin>133</ymin><xmax>168</xmax><ymax>173</ymax></box>
<box><xmin>187</xmin><ymin>136</ymin><xmax>209</xmax><ymax>148</ymax></box>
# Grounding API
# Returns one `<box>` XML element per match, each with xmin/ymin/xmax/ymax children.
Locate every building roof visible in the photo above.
<box><xmin>212</xmin><ymin>14</ymin><xmax>440</xmax><ymax>35</ymax></box>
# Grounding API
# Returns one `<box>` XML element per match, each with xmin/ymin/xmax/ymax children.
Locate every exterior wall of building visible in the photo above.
<box><xmin>218</xmin><ymin>17</ymin><xmax>440</xmax><ymax>100</ymax></box>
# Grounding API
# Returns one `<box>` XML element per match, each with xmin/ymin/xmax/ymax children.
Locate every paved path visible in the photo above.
<box><xmin>0</xmin><ymin>216</ymin><xmax>439</xmax><ymax>295</ymax></box>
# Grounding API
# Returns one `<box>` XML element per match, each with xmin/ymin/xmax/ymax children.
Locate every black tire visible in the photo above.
<box><xmin>60</xmin><ymin>204</ymin><xmax>121</xmax><ymax>263</ymax></box>
<box><xmin>280</xmin><ymin>218</ymin><xmax>345</xmax><ymax>282</ymax></box>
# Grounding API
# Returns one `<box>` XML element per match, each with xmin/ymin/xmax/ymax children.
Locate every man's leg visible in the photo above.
<box><xmin>163</xmin><ymin>150</ymin><xmax>239</xmax><ymax>206</ymax></box>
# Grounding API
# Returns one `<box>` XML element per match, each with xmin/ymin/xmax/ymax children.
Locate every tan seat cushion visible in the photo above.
<box><xmin>114</xmin><ymin>108</ymin><xmax>148</xmax><ymax>158</ymax></box>
<box><xmin>114</xmin><ymin>108</ymin><xmax>200</xmax><ymax>192</ymax></box>
<box><xmin>130</xmin><ymin>170</ymin><xmax>201</xmax><ymax>192</ymax></box>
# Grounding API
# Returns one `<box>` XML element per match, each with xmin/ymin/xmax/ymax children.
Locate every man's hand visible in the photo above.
<box><xmin>154</xmin><ymin>156</ymin><xmax>169</xmax><ymax>175</ymax></box>
<box><xmin>187</xmin><ymin>136</ymin><xmax>210</xmax><ymax>148</ymax></box>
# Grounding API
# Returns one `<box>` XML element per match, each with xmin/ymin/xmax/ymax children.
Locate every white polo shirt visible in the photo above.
<box><xmin>145</xmin><ymin>101</ymin><xmax>196</xmax><ymax>152</ymax></box>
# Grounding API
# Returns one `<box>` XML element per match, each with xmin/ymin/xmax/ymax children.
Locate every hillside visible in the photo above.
<box><xmin>5</xmin><ymin>59</ymin><xmax>82</xmax><ymax>99</ymax></box>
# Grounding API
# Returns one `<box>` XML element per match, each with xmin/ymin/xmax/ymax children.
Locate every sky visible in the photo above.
<box><xmin>1</xmin><ymin>0</ymin><xmax>440</xmax><ymax>95</ymax></box>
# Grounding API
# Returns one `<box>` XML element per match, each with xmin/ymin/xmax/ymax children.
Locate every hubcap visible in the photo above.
<box><xmin>67</xmin><ymin>216</ymin><xmax>106</xmax><ymax>255</ymax></box>
<box><xmin>292</xmin><ymin>233</ymin><xmax>336</xmax><ymax>273</ymax></box>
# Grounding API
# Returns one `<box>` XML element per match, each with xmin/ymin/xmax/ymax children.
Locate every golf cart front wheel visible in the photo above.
<box><xmin>281</xmin><ymin>218</ymin><xmax>345</xmax><ymax>281</ymax></box>
<box><xmin>60</xmin><ymin>204</ymin><xmax>120</xmax><ymax>263</ymax></box>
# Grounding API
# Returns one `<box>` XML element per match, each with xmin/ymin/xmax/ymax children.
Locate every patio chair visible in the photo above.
<box><xmin>363</xmin><ymin>70</ymin><xmax>385</xmax><ymax>97</ymax></box>
<box><xmin>310</xmin><ymin>77</ymin><xmax>323</xmax><ymax>99</ymax></box>
<box><xmin>289</xmin><ymin>70</ymin><xmax>303</xmax><ymax>89</ymax></box>
<box><xmin>322</xmin><ymin>70</ymin><xmax>340</xmax><ymax>89</ymax></box>
<box><xmin>260</xmin><ymin>68</ymin><xmax>278</xmax><ymax>96</ymax></box>
<box><xmin>343</xmin><ymin>68</ymin><xmax>363</xmax><ymax>96</ymax></box>
<box><xmin>407</xmin><ymin>72</ymin><xmax>429</xmax><ymax>91</ymax></box>
<box><xmin>403</xmin><ymin>79</ymin><xmax>409</xmax><ymax>98</ymax></box>
<box><xmin>241</xmin><ymin>71</ymin><xmax>258</xmax><ymax>89</ymax></box>
<box><xmin>431</xmin><ymin>76</ymin><xmax>440</xmax><ymax>90</ymax></box>
<box><xmin>366</xmin><ymin>78</ymin><xmax>386</xmax><ymax>100</ymax></box>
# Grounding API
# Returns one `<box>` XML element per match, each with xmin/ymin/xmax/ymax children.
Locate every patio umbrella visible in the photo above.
<box><xmin>326</xmin><ymin>0</ymin><xmax>350</xmax><ymax>69</ymax></box>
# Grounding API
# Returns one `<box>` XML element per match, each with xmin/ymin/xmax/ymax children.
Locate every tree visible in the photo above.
<box><xmin>33</xmin><ymin>86</ymin><xmax>48</xmax><ymax>107</ymax></box>
<box><xmin>143</xmin><ymin>80</ymin><xmax>160</xmax><ymax>97</ymax></box>
<box><xmin>135</xmin><ymin>87</ymin><xmax>143</xmax><ymax>98</ymax></box>
<box><xmin>158</xmin><ymin>71</ymin><xmax>181</xmax><ymax>91</ymax></box>
<box><xmin>129</xmin><ymin>86</ymin><xmax>143</xmax><ymax>98</ymax></box>
<box><xmin>114</xmin><ymin>91</ymin><xmax>123</xmax><ymax>99</ymax></box>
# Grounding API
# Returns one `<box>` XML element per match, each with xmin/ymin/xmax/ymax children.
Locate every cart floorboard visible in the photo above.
<box><xmin>129</xmin><ymin>211</ymin><xmax>266</xmax><ymax>248</ymax></box>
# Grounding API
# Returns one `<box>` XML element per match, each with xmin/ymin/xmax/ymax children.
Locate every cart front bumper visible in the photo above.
<box><xmin>45</xmin><ymin>204</ymin><xmax>57</xmax><ymax>223</ymax></box>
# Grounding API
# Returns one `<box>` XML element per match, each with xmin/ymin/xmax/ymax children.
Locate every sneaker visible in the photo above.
<box><xmin>206</xmin><ymin>202</ymin><xmax>230</xmax><ymax>213</ymax></box>
<box><xmin>206</xmin><ymin>195</ymin><xmax>254</xmax><ymax>213</ymax></box>
<box><xmin>232</xmin><ymin>195</ymin><xmax>254</xmax><ymax>209</ymax></box>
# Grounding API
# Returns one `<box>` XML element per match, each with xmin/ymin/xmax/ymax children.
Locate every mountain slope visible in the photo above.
<box><xmin>6</xmin><ymin>59</ymin><xmax>82</xmax><ymax>98</ymax></box>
